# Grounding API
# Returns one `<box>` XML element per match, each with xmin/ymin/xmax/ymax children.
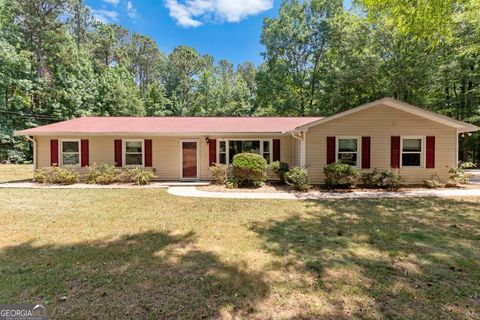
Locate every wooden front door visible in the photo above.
<box><xmin>182</xmin><ymin>141</ymin><xmax>198</xmax><ymax>179</ymax></box>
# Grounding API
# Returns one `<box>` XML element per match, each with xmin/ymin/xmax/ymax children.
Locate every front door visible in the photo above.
<box><xmin>181</xmin><ymin>141</ymin><xmax>198</xmax><ymax>179</ymax></box>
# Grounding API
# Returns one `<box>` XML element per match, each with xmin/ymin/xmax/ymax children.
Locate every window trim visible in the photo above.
<box><xmin>400</xmin><ymin>136</ymin><xmax>425</xmax><ymax>168</ymax></box>
<box><xmin>335</xmin><ymin>136</ymin><xmax>361</xmax><ymax>168</ymax></box>
<box><xmin>60</xmin><ymin>139</ymin><xmax>81</xmax><ymax>168</ymax></box>
<box><xmin>123</xmin><ymin>139</ymin><xmax>145</xmax><ymax>168</ymax></box>
<box><xmin>216</xmin><ymin>138</ymin><xmax>273</xmax><ymax>165</ymax></box>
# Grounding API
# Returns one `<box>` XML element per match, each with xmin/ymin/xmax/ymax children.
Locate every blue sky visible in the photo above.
<box><xmin>85</xmin><ymin>0</ymin><xmax>350</xmax><ymax>66</ymax></box>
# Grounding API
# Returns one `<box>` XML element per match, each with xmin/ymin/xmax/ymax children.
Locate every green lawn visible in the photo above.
<box><xmin>0</xmin><ymin>169</ymin><xmax>479</xmax><ymax>319</ymax></box>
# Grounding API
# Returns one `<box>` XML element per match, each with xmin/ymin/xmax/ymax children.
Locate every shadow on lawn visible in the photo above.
<box><xmin>0</xmin><ymin>231</ymin><xmax>268</xmax><ymax>319</ymax></box>
<box><xmin>251</xmin><ymin>197</ymin><xmax>480</xmax><ymax>319</ymax></box>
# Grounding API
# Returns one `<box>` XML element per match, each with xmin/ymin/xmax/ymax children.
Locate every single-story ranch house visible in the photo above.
<box><xmin>17</xmin><ymin>98</ymin><xmax>479</xmax><ymax>184</ymax></box>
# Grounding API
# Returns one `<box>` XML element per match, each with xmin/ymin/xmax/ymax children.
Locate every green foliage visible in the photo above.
<box><xmin>360</xmin><ymin>169</ymin><xmax>407</xmax><ymax>190</ymax></box>
<box><xmin>269</xmin><ymin>161</ymin><xmax>290</xmax><ymax>182</ymax></box>
<box><xmin>86</xmin><ymin>163</ymin><xmax>153</xmax><ymax>185</ymax></box>
<box><xmin>378</xmin><ymin>170</ymin><xmax>407</xmax><ymax>191</ymax></box>
<box><xmin>34</xmin><ymin>167</ymin><xmax>80</xmax><ymax>185</ymax></box>
<box><xmin>361</xmin><ymin>169</ymin><xmax>382</xmax><ymax>188</ymax></box>
<box><xmin>209</xmin><ymin>163</ymin><xmax>229</xmax><ymax>185</ymax></box>
<box><xmin>130</xmin><ymin>167</ymin><xmax>154</xmax><ymax>185</ymax></box>
<box><xmin>323</xmin><ymin>163</ymin><xmax>359</xmax><ymax>188</ymax></box>
<box><xmin>231</xmin><ymin>153</ymin><xmax>267</xmax><ymax>187</ymax></box>
<box><xmin>423</xmin><ymin>174</ymin><xmax>444</xmax><ymax>189</ymax></box>
<box><xmin>86</xmin><ymin>163</ymin><xmax>118</xmax><ymax>184</ymax></box>
<box><xmin>284</xmin><ymin>167</ymin><xmax>311</xmax><ymax>191</ymax></box>
<box><xmin>225</xmin><ymin>177</ymin><xmax>240</xmax><ymax>189</ymax></box>
<box><xmin>448</xmin><ymin>162</ymin><xmax>476</xmax><ymax>185</ymax></box>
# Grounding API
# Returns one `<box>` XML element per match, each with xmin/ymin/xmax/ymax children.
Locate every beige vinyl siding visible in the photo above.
<box><xmin>36</xmin><ymin>135</ymin><xmax>294</xmax><ymax>180</ymax></box>
<box><xmin>305</xmin><ymin>104</ymin><xmax>457</xmax><ymax>184</ymax></box>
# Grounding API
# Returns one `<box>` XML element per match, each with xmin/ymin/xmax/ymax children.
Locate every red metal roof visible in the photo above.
<box><xmin>16</xmin><ymin>116</ymin><xmax>323</xmax><ymax>135</ymax></box>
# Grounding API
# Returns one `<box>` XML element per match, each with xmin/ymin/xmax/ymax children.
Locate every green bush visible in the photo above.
<box><xmin>86</xmin><ymin>163</ymin><xmax>117</xmax><ymax>184</ymax></box>
<box><xmin>423</xmin><ymin>173</ymin><xmax>444</xmax><ymax>188</ymax></box>
<box><xmin>130</xmin><ymin>167</ymin><xmax>153</xmax><ymax>185</ymax></box>
<box><xmin>225</xmin><ymin>177</ymin><xmax>240</xmax><ymax>189</ymax></box>
<box><xmin>448</xmin><ymin>162</ymin><xmax>475</xmax><ymax>185</ymax></box>
<box><xmin>378</xmin><ymin>169</ymin><xmax>406</xmax><ymax>190</ymax></box>
<box><xmin>209</xmin><ymin>163</ymin><xmax>229</xmax><ymax>184</ymax></box>
<box><xmin>34</xmin><ymin>167</ymin><xmax>80</xmax><ymax>185</ymax></box>
<box><xmin>284</xmin><ymin>166</ymin><xmax>311</xmax><ymax>191</ymax></box>
<box><xmin>361</xmin><ymin>169</ymin><xmax>382</xmax><ymax>188</ymax></box>
<box><xmin>269</xmin><ymin>161</ymin><xmax>290</xmax><ymax>182</ymax></box>
<box><xmin>86</xmin><ymin>163</ymin><xmax>153</xmax><ymax>185</ymax></box>
<box><xmin>231</xmin><ymin>153</ymin><xmax>267</xmax><ymax>187</ymax></box>
<box><xmin>323</xmin><ymin>163</ymin><xmax>359</xmax><ymax>188</ymax></box>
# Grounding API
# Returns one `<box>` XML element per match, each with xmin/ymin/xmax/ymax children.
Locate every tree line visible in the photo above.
<box><xmin>1</xmin><ymin>0</ymin><xmax>479</xmax><ymax>164</ymax></box>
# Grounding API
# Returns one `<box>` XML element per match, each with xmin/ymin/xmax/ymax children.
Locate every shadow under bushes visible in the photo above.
<box><xmin>251</xmin><ymin>197</ymin><xmax>480</xmax><ymax>319</ymax></box>
<box><xmin>0</xmin><ymin>231</ymin><xmax>269</xmax><ymax>319</ymax></box>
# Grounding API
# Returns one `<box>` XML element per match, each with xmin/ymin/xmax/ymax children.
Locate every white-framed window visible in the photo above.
<box><xmin>123</xmin><ymin>139</ymin><xmax>144</xmax><ymax>167</ymax></box>
<box><xmin>61</xmin><ymin>139</ymin><xmax>80</xmax><ymax>167</ymax></box>
<box><xmin>336</xmin><ymin>137</ymin><xmax>360</xmax><ymax>167</ymax></box>
<box><xmin>217</xmin><ymin>139</ymin><xmax>273</xmax><ymax>165</ymax></box>
<box><xmin>401</xmin><ymin>136</ymin><xmax>424</xmax><ymax>168</ymax></box>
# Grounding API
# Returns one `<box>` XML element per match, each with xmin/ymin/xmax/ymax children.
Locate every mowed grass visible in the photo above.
<box><xmin>0</xmin><ymin>180</ymin><xmax>479</xmax><ymax>318</ymax></box>
<box><xmin>0</xmin><ymin>164</ymin><xmax>33</xmax><ymax>183</ymax></box>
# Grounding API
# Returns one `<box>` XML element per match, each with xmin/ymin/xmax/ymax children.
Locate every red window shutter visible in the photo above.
<box><xmin>273</xmin><ymin>139</ymin><xmax>281</xmax><ymax>162</ymax></box>
<box><xmin>208</xmin><ymin>139</ymin><xmax>217</xmax><ymax>166</ymax></box>
<box><xmin>361</xmin><ymin>136</ymin><xmax>371</xmax><ymax>169</ymax></box>
<box><xmin>81</xmin><ymin>139</ymin><xmax>89</xmax><ymax>167</ymax></box>
<box><xmin>426</xmin><ymin>136</ymin><xmax>435</xmax><ymax>168</ymax></box>
<box><xmin>391</xmin><ymin>136</ymin><xmax>400</xmax><ymax>168</ymax></box>
<box><xmin>145</xmin><ymin>139</ymin><xmax>152</xmax><ymax>167</ymax></box>
<box><xmin>50</xmin><ymin>139</ymin><xmax>59</xmax><ymax>166</ymax></box>
<box><xmin>114</xmin><ymin>139</ymin><xmax>122</xmax><ymax>167</ymax></box>
<box><xmin>327</xmin><ymin>136</ymin><xmax>336</xmax><ymax>164</ymax></box>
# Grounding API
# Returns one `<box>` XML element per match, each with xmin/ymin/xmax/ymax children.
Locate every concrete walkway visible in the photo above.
<box><xmin>168</xmin><ymin>186</ymin><xmax>480</xmax><ymax>200</ymax></box>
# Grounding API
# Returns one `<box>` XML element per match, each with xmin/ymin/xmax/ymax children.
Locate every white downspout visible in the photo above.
<box><xmin>455</xmin><ymin>129</ymin><xmax>459</xmax><ymax>167</ymax></box>
<box><xmin>290</xmin><ymin>131</ymin><xmax>307</xmax><ymax>167</ymax></box>
<box><xmin>25</xmin><ymin>136</ymin><xmax>37</xmax><ymax>171</ymax></box>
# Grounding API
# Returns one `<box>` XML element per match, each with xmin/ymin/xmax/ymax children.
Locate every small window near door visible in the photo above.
<box><xmin>337</xmin><ymin>138</ymin><xmax>359</xmax><ymax>166</ymax></box>
<box><xmin>263</xmin><ymin>140</ymin><xmax>271</xmax><ymax>163</ymax></box>
<box><xmin>402</xmin><ymin>138</ymin><xmax>423</xmax><ymax>167</ymax></box>
<box><xmin>124</xmin><ymin>140</ymin><xmax>143</xmax><ymax>166</ymax></box>
<box><xmin>219</xmin><ymin>141</ymin><xmax>227</xmax><ymax>164</ymax></box>
<box><xmin>61</xmin><ymin>140</ymin><xmax>80</xmax><ymax>166</ymax></box>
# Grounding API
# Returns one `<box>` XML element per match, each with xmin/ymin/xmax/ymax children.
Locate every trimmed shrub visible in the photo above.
<box><xmin>269</xmin><ymin>161</ymin><xmax>290</xmax><ymax>183</ymax></box>
<box><xmin>361</xmin><ymin>168</ymin><xmax>382</xmax><ymax>188</ymax></box>
<box><xmin>323</xmin><ymin>163</ymin><xmax>359</xmax><ymax>188</ymax></box>
<box><xmin>209</xmin><ymin>163</ymin><xmax>229</xmax><ymax>184</ymax></box>
<box><xmin>423</xmin><ymin>173</ymin><xmax>444</xmax><ymax>188</ymax></box>
<box><xmin>284</xmin><ymin>166</ymin><xmax>311</xmax><ymax>191</ymax></box>
<box><xmin>231</xmin><ymin>153</ymin><xmax>267</xmax><ymax>187</ymax></box>
<box><xmin>34</xmin><ymin>167</ymin><xmax>80</xmax><ymax>185</ymax></box>
<box><xmin>378</xmin><ymin>169</ymin><xmax>406</xmax><ymax>190</ymax></box>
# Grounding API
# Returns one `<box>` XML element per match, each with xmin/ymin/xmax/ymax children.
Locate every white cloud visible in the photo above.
<box><xmin>90</xmin><ymin>8</ymin><xmax>119</xmax><ymax>23</ymax></box>
<box><xmin>127</xmin><ymin>1</ymin><xmax>139</xmax><ymax>19</ymax></box>
<box><xmin>103</xmin><ymin>0</ymin><xmax>120</xmax><ymax>5</ymax></box>
<box><xmin>165</xmin><ymin>0</ymin><xmax>273</xmax><ymax>28</ymax></box>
